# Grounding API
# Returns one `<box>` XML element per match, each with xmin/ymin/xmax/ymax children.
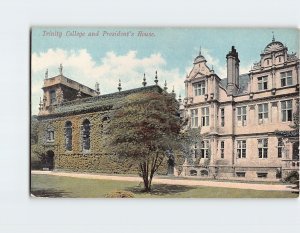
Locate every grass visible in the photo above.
<box><xmin>30</xmin><ymin>174</ymin><xmax>299</xmax><ymax>198</ymax></box>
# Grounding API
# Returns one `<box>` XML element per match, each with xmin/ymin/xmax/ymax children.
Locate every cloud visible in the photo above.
<box><xmin>31</xmin><ymin>49</ymin><xmax>185</xmax><ymax>115</ymax></box>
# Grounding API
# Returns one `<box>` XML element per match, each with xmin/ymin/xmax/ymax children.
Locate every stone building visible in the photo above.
<box><xmin>31</xmin><ymin>67</ymin><xmax>175</xmax><ymax>174</ymax></box>
<box><xmin>181</xmin><ymin>37</ymin><xmax>299</xmax><ymax>181</ymax></box>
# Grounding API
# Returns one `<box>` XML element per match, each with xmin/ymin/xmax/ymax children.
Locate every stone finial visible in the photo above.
<box><xmin>272</xmin><ymin>31</ymin><xmax>275</xmax><ymax>42</ymax></box>
<box><xmin>154</xmin><ymin>70</ymin><xmax>158</xmax><ymax>85</ymax></box>
<box><xmin>186</xmin><ymin>74</ymin><xmax>189</xmax><ymax>79</ymax></box>
<box><xmin>45</xmin><ymin>69</ymin><xmax>48</xmax><ymax>79</ymax></box>
<box><xmin>59</xmin><ymin>63</ymin><xmax>63</xmax><ymax>75</ymax></box>
<box><xmin>178</xmin><ymin>94</ymin><xmax>182</xmax><ymax>102</ymax></box>
<box><xmin>172</xmin><ymin>86</ymin><xmax>175</xmax><ymax>94</ymax></box>
<box><xmin>199</xmin><ymin>46</ymin><xmax>202</xmax><ymax>56</ymax></box>
<box><xmin>77</xmin><ymin>88</ymin><xmax>82</xmax><ymax>99</ymax></box>
<box><xmin>142</xmin><ymin>73</ymin><xmax>147</xmax><ymax>87</ymax></box>
<box><xmin>164</xmin><ymin>80</ymin><xmax>168</xmax><ymax>91</ymax></box>
<box><xmin>95</xmin><ymin>82</ymin><xmax>100</xmax><ymax>95</ymax></box>
<box><xmin>118</xmin><ymin>79</ymin><xmax>122</xmax><ymax>92</ymax></box>
<box><xmin>38</xmin><ymin>97</ymin><xmax>43</xmax><ymax>111</ymax></box>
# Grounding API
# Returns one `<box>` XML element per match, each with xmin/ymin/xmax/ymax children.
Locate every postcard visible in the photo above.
<box><xmin>30</xmin><ymin>27</ymin><xmax>299</xmax><ymax>198</ymax></box>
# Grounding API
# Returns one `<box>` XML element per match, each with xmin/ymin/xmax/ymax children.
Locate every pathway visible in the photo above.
<box><xmin>31</xmin><ymin>170</ymin><xmax>295</xmax><ymax>192</ymax></box>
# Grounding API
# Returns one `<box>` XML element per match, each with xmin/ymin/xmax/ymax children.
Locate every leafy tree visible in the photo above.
<box><xmin>106</xmin><ymin>90</ymin><xmax>180</xmax><ymax>192</ymax></box>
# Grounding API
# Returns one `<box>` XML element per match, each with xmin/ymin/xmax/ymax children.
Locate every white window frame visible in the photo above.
<box><xmin>257</xmin><ymin>76</ymin><xmax>268</xmax><ymax>91</ymax></box>
<box><xmin>193</xmin><ymin>81</ymin><xmax>206</xmax><ymax>96</ymax></box>
<box><xmin>201</xmin><ymin>140</ymin><xmax>209</xmax><ymax>158</ymax></box>
<box><xmin>220</xmin><ymin>141</ymin><xmax>225</xmax><ymax>159</ymax></box>
<box><xmin>201</xmin><ymin>107</ymin><xmax>209</xmax><ymax>127</ymax></box>
<box><xmin>190</xmin><ymin>109</ymin><xmax>198</xmax><ymax>128</ymax></box>
<box><xmin>237</xmin><ymin>140</ymin><xmax>246</xmax><ymax>158</ymax></box>
<box><xmin>277</xmin><ymin>138</ymin><xmax>284</xmax><ymax>158</ymax></box>
<box><xmin>258</xmin><ymin>138</ymin><xmax>268</xmax><ymax>159</ymax></box>
<box><xmin>237</xmin><ymin>106</ymin><xmax>247</xmax><ymax>126</ymax></box>
<box><xmin>50</xmin><ymin>90</ymin><xmax>56</xmax><ymax>104</ymax></box>
<box><xmin>258</xmin><ymin>103</ymin><xmax>269</xmax><ymax>124</ymax></box>
<box><xmin>280</xmin><ymin>71</ymin><xmax>292</xmax><ymax>87</ymax></box>
<box><xmin>220</xmin><ymin>108</ymin><xmax>225</xmax><ymax>127</ymax></box>
<box><xmin>281</xmin><ymin>100</ymin><xmax>293</xmax><ymax>122</ymax></box>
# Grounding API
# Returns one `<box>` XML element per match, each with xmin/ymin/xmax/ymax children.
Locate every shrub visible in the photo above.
<box><xmin>105</xmin><ymin>190</ymin><xmax>135</xmax><ymax>198</ymax></box>
<box><xmin>284</xmin><ymin>171</ymin><xmax>299</xmax><ymax>187</ymax></box>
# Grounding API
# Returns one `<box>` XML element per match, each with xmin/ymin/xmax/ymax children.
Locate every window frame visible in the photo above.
<box><xmin>200</xmin><ymin>140</ymin><xmax>209</xmax><ymax>158</ymax></box>
<box><xmin>201</xmin><ymin>107</ymin><xmax>209</xmax><ymax>127</ymax></box>
<box><xmin>257</xmin><ymin>76</ymin><xmax>268</xmax><ymax>91</ymax></box>
<box><xmin>237</xmin><ymin>106</ymin><xmax>247</xmax><ymax>126</ymax></box>
<box><xmin>281</xmin><ymin>100</ymin><xmax>293</xmax><ymax>122</ymax></box>
<box><xmin>193</xmin><ymin>81</ymin><xmax>206</xmax><ymax>96</ymax></box>
<box><xmin>280</xmin><ymin>71</ymin><xmax>293</xmax><ymax>87</ymax></box>
<box><xmin>190</xmin><ymin>109</ymin><xmax>198</xmax><ymax>128</ymax></box>
<box><xmin>65</xmin><ymin>121</ymin><xmax>73</xmax><ymax>151</ymax></box>
<box><xmin>258</xmin><ymin>138</ymin><xmax>268</xmax><ymax>159</ymax></box>
<box><xmin>258</xmin><ymin>103</ymin><xmax>269</xmax><ymax>124</ymax></box>
<box><xmin>220</xmin><ymin>141</ymin><xmax>225</xmax><ymax>159</ymax></box>
<box><xmin>220</xmin><ymin>108</ymin><xmax>225</xmax><ymax>127</ymax></box>
<box><xmin>237</xmin><ymin>140</ymin><xmax>246</xmax><ymax>159</ymax></box>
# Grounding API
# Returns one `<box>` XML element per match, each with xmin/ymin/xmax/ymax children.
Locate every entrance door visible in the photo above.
<box><xmin>45</xmin><ymin>150</ymin><xmax>55</xmax><ymax>170</ymax></box>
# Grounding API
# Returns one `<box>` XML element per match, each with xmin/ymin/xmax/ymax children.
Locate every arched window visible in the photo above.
<box><xmin>65</xmin><ymin>121</ymin><xmax>72</xmax><ymax>151</ymax></box>
<box><xmin>82</xmin><ymin>119</ymin><xmax>91</xmax><ymax>151</ymax></box>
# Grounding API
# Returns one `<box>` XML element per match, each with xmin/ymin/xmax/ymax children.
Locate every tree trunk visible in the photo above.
<box><xmin>139</xmin><ymin>152</ymin><xmax>164</xmax><ymax>192</ymax></box>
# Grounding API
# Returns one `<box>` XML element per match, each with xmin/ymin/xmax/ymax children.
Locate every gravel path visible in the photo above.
<box><xmin>31</xmin><ymin>170</ymin><xmax>295</xmax><ymax>192</ymax></box>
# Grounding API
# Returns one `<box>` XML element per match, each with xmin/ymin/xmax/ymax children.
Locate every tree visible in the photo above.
<box><xmin>106</xmin><ymin>90</ymin><xmax>181</xmax><ymax>192</ymax></box>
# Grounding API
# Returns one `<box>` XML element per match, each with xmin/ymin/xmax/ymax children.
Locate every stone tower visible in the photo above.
<box><xmin>226</xmin><ymin>46</ymin><xmax>240</xmax><ymax>95</ymax></box>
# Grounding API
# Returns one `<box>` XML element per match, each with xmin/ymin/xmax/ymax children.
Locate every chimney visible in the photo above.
<box><xmin>226</xmin><ymin>46</ymin><xmax>240</xmax><ymax>95</ymax></box>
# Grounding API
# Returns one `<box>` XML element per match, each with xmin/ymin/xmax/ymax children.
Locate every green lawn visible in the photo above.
<box><xmin>30</xmin><ymin>174</ymin><xmax>299</xmax><ymax>198</ymax></box>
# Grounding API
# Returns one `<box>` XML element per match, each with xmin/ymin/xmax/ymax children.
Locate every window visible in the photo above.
<box><xmin>281</xmin><ymin>100</ymin><xmax>292</xmax><ymax>122</ymax></box>
<box><xmin>257</xmin><ymin>76</ymin><xmax>268</xmax><ymax>91</ymax></box>
<box><xmin>46</xmin><ymin>129</ymin><xmax>54</xmax><ymax>142</ymax></box>
<box><xmin>258</xmin><ymin>139</ymin><xmax>268</xmax><ymax>158</ymax></box>
<box><xmin>201</xmin><ymin>107</ymin><xmax>209</xmax><ymax>126</ymax></box>
<box><xmin>200</xmin><ymin>140</ymin><xmax>209</xmax><ymax>158</ymax></box>
<box><xmin>278</xmin><ymin>56</ymin><xmax>282</xmax><ymax>63</ymax></box>
<box><xmin>193</xmin><ymin>81</ymin><xmax>206</xmax><ymax>96</ymax></box>
<box><xmin>237</xmin><ymin>106</ymin><xmax>247</xmax><ymax>126</ymax></box>
<box><xmin>82</xmin><ymin>119</ymin><xmax>91</xmax><ymax>151</ymax></box>
<box><xmin>220</xmin><ymin>108</ymin><xmax>225</xmax><ymax>127</ymax></box>
<box><xmin>190</xmin><ymin>109</ymin><xmax>198</xmax><ymax>128</ymax></box>
<box><xmin>278</xmin><ymin>138</ymin><xmax>284</xmax><ymax>158</ymax></box>
<box><xmin>280</xmin><ymin>71</ymin><xmax>292</xmax><ymax>87</ymax></box>
<box><xmin>237</xmin><ymin>140</ymin><xmax>246</xmax><ymax>158</ymax></box>
<box><xmin>258</xmin><ymin>103</ymin><xmax>268</xmax><ymax>124</ymax></box>
<box><xmin>50</xmin><ymin>90</ymin><xmax>56</xmax><ymax>104</ymax></box>
<box><xmin>65</xmin><ymin>121</ymin><xmax>72</xmax><ymax>151</ymax></box>
<box><xmin>257</xmin><ymin>172</ymin><xmax>268</xmax><ymax>178</ymax></box>
<box><xmin>220</xmin><ymin>141</ymin><xmax>225</xmax><ymax>159</ymax></box>
<box><xmin>236</xmin><ymin>172</ymin><xmax>246</xmax><ymax>177</ymax></box>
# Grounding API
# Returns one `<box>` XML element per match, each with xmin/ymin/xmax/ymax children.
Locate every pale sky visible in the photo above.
<box><xmin>31</xmin><ymin>27</ymin><xmax>299</xmax><ymax>115</ymax></box>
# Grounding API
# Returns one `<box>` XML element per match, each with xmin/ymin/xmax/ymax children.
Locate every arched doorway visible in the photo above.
<box><xmin>44</xmin><ymin>150</ymin><xmax>55</xmax><ymax>171</ymax></box>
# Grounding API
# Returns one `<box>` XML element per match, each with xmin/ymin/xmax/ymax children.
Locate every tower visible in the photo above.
<box><xmin>226</xmin><ymin>46</ymin><xmax>240</xmax><ymax>95</ymax></box>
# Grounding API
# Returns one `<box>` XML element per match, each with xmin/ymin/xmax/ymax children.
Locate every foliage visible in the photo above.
<box><xmin>105</xmin><ymin>91</ymin><xmax>181</xmax><ymax>191</ymax></box>
<box><xmin>105</xmin><ymin>190</ymin><xmax>135</xmax><ymax>198</ymax></box>
<box><xmin>284</xmin><ymin>171</ymin><xmax>299</xmax><ymax>187</ymax></box>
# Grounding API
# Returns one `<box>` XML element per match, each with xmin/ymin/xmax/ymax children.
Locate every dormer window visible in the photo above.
<box><xmin>193</xmin><ymin>81</ymin><xmax>206</xmax><ymax>96</ymax></box>
<box><xmin>257</xmin><ymin>76</ymin><xmax>268</xmax><ymax>91</ymax></box>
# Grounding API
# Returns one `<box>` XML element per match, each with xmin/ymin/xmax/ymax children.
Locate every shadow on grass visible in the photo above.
<box><xmin>126</xmin><ymin>184</ymin><xmax>196</xmax><ymax>196</ymax></box>
<box><xmin>31</xmin><ymin>189</ymin><xmax>69</xmax><ymax>198</ymax></box>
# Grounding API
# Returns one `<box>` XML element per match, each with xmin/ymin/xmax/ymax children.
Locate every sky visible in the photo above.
<box><xmin>31</xmin><ymin>27</ymin><xmax>299</xmax><ymax>115</ymax></box>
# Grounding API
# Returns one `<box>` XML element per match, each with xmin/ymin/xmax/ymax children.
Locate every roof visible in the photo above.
<box><xmin>39</xmin><ymin>85</ymin><xmax>164</xmax><ymax>118</ymax></box>
<box><xmin>220</xmin><ymin>73</ymin><xmax>250</xmax><ymax>96</ymax></box>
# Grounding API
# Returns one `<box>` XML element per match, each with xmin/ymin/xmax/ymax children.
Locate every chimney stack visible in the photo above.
<box><xmin>226</xmin><ymin>46</ymin><xmax>240</xmax><ymax>95</ymax></box>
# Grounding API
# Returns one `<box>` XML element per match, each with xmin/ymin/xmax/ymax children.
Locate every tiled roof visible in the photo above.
<box><xmin>220</xmin><ymin>73</ymin><xmax>250</xmax><ymax>96</ymax></box>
